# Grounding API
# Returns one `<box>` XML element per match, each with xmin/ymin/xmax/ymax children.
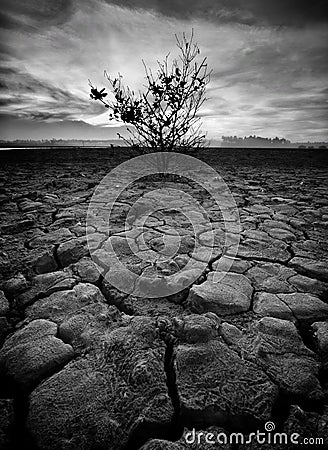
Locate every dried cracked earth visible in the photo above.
<box><xmin>0</xmin><ymin>148</ymin><xmax>328</xmax><ymax>449</ymax></box>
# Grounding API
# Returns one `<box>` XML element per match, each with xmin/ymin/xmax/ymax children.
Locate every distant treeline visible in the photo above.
<box><xmin>221</xmin><ymin>135</ymin><xmax>327</xmax><ymax>149</ymax></box>
<box><xmin>222</xmin><ymin>135</ymin><xmax>290</xmax><ymax>146</ymax></box>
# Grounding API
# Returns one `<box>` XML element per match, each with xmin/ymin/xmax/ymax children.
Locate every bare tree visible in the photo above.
<box><xmin>89</xmin><ymin>31</ymin><xmax>211</xmax><ymax>154</ymax></box>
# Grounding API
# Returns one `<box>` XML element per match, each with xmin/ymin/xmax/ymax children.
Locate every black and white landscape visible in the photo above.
<box><xmin>0</xmin><ymin>1</ymin><xmax>328</xmax><ymax>449</ymax></box>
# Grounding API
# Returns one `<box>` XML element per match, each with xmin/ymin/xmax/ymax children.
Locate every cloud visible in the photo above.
<box><xmin>0</xmin><ymin>0</ymin><xmax>75</xmax><ymax>30</ymax></box>
<box><xmin>103</xmin><ymin>0</ymin><xmax>328</xmax><ymax>26</ymax></box>
<box><xmin>0</xmin><ymin>11</ymin><xmax>23</xmax><ymax>30</ymax></box>
<box><xmin>0</xmin><ymin>0</ymin><xmax>326</xmax><ymax>142</ymax></box>
<box><xmin>5</xmin><ymin>0</ymin><xmax>326</xmax><ymax>31</ymax></box>
<box><xmin>269</xmin><ymin>94</ymin><xmax>328</xmax><ymax>112</ymax></box>
<box><xmin>0</xmin><ymin>67</ymin><xmax>104</xmax><ymax>121</ymax></box>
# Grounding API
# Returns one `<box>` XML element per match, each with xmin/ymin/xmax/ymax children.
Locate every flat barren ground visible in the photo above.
<box><xmin>0</xmin><ymin>147</ymin><xmax>328</xmax><ymax>449</ymax></box>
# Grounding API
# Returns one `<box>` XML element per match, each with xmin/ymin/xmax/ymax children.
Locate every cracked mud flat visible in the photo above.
<box><xmin>0</xmin><ymin>147</ymin><xmax>328</xmax><ymax>449</ymax></box>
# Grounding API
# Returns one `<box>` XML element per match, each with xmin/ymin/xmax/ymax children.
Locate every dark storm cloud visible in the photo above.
<box><xmin>0</xmin><ymin>98</ymin><xmax>16</xmax><ymax>106</ymax></box>
<box><xmin>28</xmin><ymin>111</ymin><xmax>76</xmax><ymax>121</ymax></box>
<box><xmin>105</xmin><ymin>0</ymin><xmax>328</xmax><ymax>26</ymax></box>
<box><xmin>2</xmin><ymin>0</ymin><xmax>327</xmax><ymax>28</ymax></box>
<box><xmin>0</xmin><ymin>67</ymin><xmax>104</xmax><ymax>120</ymax></box>
<box><xmin>0</xmin><ymin>0</ymin><xmax>75</xmax><ymax>30</ymax></box>
<box><xmin>247</xmin><ymin>0</ymin><xmax>328</xmax><ymax>26</ymax></box>
<box><xmin>0</xmin><ymin>12</ymin><xmax>22</xmax><ymax>30</ymax></box>
<box><xmin>0</xmin><ymin>67</ymin><xmax>74</xmax><ymax>100</ymax></box>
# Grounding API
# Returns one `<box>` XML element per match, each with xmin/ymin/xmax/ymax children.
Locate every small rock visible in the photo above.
<box><xmin>58</xmin><ymin>303</ymin><xmax>122</xmax><ymax>352</ymax></box>
<box><xmin>289</xmin><ymin>274</ymin><xmax>328</xmax><ymax>297</ymax></box>
<box><xmin>0</xmin><ymin>291</ymin><xmax>9</xmax><ymax>316</ymax></box>
<box><xmin>2</xmin><ymin>273</ymin><xmax>28</xmax><ymax>299</ymax></box>
<box><xmin>1</xmin><ymin>219</ymin><xmax>35</xmax><ymax>234</ymax></box>
<box><xmin>57</xmin><ymin>237</ymin><xmax>89</xmax><ymax>267</ymax></box>
<box><xmin>103</xmin><ymin>235</ymin><xmax>134</xmax><ymax>257</ymax></box>
<box><xmin>253</xmin><ymin>292</ymin><xmax>293</xmax><ymax>320</ymax></box>
<box><xmin>101</xmin><ymin>278</ymin><xmax>129</xmax><ymax>309</ymax></box>
<box><xmin>132</xmin><ymin>266</ymin><xmax>206</xmax><ymax>299</ymax></box>
<box><xmin>0</xmin><ymin>319</ymin><xmax>74</xmax><ymax>391</ymax></box>
<box><xmin>198</xmin><ymin>228</ymin><xmax>225</xmax><ymax>248</ymax></box>
<box><xmin>243</xmin><ymin>204</ymin><xmax>273</xmax><ymax>215</ymax></box>
<box><xmin>186</xmin><ymin>272</ymin><xmax>253</xmax><ymax>315</ymax></box>
<box><xmin>68</xmin><ymin>257</ymin><xmax>101</xmax><ymax>284</ymax></box>
<box><xmin>279</xmin><ymin>293</ymin><xmax>328</xmax><ymax>322</ymax></box>
<box><xmin>312</xmin><ymin>322</ymin><xmax>328</xmax><ymax>354</ymax></box>
<box><xmin>265</xmin><ymin>227</ymin><xmax>296</xmax><ymax>242</ymax></box>
<box><xmin>212</xmin><ymin>256</ymin><xmax>252</xmax><ymax>273</ymax></box>
<box><xmin>289</xmin><ymin>257</ymin><xmax>328</xmax><ymax>282</ymax></box>
<box><xmin>261</xmin><ymin>219</ymin><xmax>293</xmax><ymax>231</ymax></box>
<box><xmin>291</xmin><ymin>240</ymin><xmax>326</xmax><ymax>260</ymax></box>
<box><xmin>69</xmin><ymin>224</ymin><xmax>86</xmax><ymax>237</ymax></box>
<box><xmin>48</xmin><ymin>217</ymin><xmax>76</xmax><ymax>230</ymax></box>
<box><xmin>86</xmin><ymin>232</ymin><xmax>107</xmax><ymax>252</ymax></box>
<box><xmin>32</xmin><ymin>250</ymin><xmax>58</xmax><ymax>274</ymax></box>
<box><xmin>43</xmin><ymin>193</ymin><xmax>59</xmax><ymax>203</ymax></box>
<box><xmin>16</xmin><ymin>271</ymin><xmax>77</xmax><ymax>309</ymax></box>
<box><xmin>220</xmin><ymin>322</ymin><xmax>242</xmax><ymax>346</ymax></box>
<box><xmin>289</xmin><ymin>218</ymin><xmax>307</xmax><ymax>229</ymax></box>
<box><xmin>257</xmin><ymin>316</ymin><xmax>300</xmax><ymax>338</ymax></box>
<box><xmin>254</xmin><ymin>292</ymin><xmax>328</xmax><ymax>322</ymax></box>
<box><xmin>242</xmin><ymin>230</ymin><xmax>272</xmax><ymax>242</ymax></box>
<box><xmin>246</xmin><ymin>263</ymin><xmax>296</xmax><ymax>293</ymax></box>
<box><xmin>173</xmin><ymin>313</ymin><xmax>220</xmax><ymax>344</ymax></box>
<box><xmin>236</xmin><ymin>238</ymin><xmax>290</xmax><ymax>263</ymax></box>
<box><xmin>28</xmin><ymin>228</ymin><xmax>74</xmax><ymax>249</ymax></box>
<box><xmin>19</xmin><ymin>200</ymin><xmax>44</xmax><ymax>213</ymax></box>
<box><xmin>272</xmin><ymin>204</ymin><xmax>297</xmax><ymax>216</ymax></box>
<box><xmin>25</xmin><ymin>283</ymin><xmax>107</xmax><ymax>323</ymax></box>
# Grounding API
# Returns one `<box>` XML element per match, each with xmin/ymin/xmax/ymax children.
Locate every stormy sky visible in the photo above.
<box><xmin>0</xmin><ymin>0</ymin><xmax>327</xmax><ymax>142</ymax></box>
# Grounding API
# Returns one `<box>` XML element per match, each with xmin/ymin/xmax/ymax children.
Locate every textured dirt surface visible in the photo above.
<box><xmin>0</xmin><ymin>147</ymin><xmax>328</xmax><ymax>449</ymax></box>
